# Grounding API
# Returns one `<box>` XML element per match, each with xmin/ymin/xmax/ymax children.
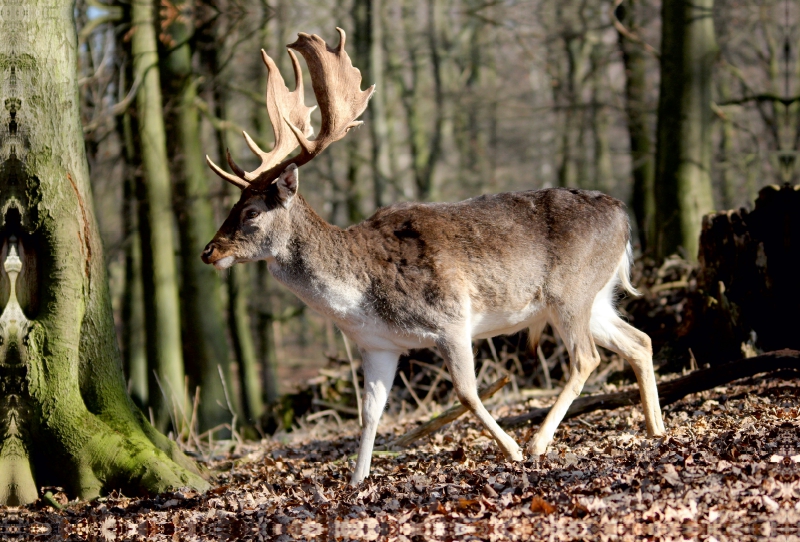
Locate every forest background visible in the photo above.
<box><xmin>17</xmin><ymin>0</ymin><xmax>798</xmax><ymax>452</ymax></box>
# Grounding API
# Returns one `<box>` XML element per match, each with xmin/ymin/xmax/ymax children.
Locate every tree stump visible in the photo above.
<box><xmin>694</xmin><ymin>183</ymin><xmax>800</xmax><ymax>362</ymax></box>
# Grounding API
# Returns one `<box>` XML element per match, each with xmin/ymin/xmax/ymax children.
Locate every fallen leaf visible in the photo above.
<box><xmin>530</xmin><ymin>496</ymin><xmax>556</xmax><ymax>515</ymax></box>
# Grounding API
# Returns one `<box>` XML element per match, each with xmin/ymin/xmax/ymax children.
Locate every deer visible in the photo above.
<box><xmin>201</xmin><ymin>28</ymin><xmax>666</xmax><ymax>486</ymax></box>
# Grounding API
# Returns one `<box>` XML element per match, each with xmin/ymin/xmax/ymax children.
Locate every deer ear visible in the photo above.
<box><xmin>276</xmin><ymin>164</ymin><xmax>299</xmax><ymax>207</ymax></box>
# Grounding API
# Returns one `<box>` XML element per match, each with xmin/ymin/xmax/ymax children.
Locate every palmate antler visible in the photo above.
<box><xmin>206</xmin><ymin>28</ymin><xmax>375</xmax><ymax>190</ymax></box>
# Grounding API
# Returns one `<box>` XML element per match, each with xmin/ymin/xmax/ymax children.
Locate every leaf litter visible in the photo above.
<box><xmin>0</xmin><ymin>374</ymin><xmax>797</xmax><ymax>541</ymax></box>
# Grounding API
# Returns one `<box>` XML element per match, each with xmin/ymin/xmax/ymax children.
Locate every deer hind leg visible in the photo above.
<box><xmin>437</xmin><ymin>333</ymin><xmax>523</xmax><ymax>461</ymax></box>
<box><xmin>528</xmin><ymin>310</ymin><xmax>600</xmax><ymax>456</ymax></box>
<box><xmin>590</xmin><ymin>297</ymin><xmax>666</xmax><ymax>437</ymax></box>
<box><xmin>351</xmin><ymin>349</ymin><xmax>400</xmax><ymax>486</ymax></box>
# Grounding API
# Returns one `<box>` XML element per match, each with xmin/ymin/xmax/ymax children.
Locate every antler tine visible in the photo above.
<box><xmin>205</xmin><ymin>47</ymin><xmax>315</xmax><ymax>188</ymax></box>
<box><xmin>246</xmin><ymin>28</ymin><xmax>374</xmax><ymax>187</ymax></box>
<box><xmin>284</xmin><ymin>28</ymin><xmax>374</xmax><ymax>158</ymax></box>
<box><xmin>206</xmin><ymin>155</ymin><xmax>250</xmax><ymax>189</ymax></box>
<box><xmin>207</xmin><ymin>28</ymin><xmax>373</xmax><ymax>190</ymax></box>
<box><xmin>241</xmin><ymin>49</ymin><xmax>315</xmax><ymax>180</ymax></box>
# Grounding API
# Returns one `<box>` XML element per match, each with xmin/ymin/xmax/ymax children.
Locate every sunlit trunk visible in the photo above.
<box><xmin>0</xmin><ymin>0</ymin><xmax>206</xmax><ymax>504</ymax></box>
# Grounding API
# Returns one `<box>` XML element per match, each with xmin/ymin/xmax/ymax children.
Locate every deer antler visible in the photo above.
<box><xmin>207</xmin><ymin>28</ymin><xmax>374</xmax><ymax>190</ymax></box>
<box><xmin>206</xmin><ymin>46</ymin><xmax>315</xmax><ymax>189</ymax></box>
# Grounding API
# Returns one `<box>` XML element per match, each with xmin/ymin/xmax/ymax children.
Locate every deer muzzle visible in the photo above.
<box><xmin>201</xmin><ymin>241</ymin><xmax>236</xmax><ymax>270</ymax></box>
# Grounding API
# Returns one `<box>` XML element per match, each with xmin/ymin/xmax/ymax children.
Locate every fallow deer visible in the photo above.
<box><xmin>201</xmin><ymin>29</ymin><xmax>666</xmax><ymax>486</ymax></box>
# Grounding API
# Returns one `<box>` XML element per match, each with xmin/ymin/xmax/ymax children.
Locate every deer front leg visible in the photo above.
<box><xmin>437</xmin><ymin>333</ymin><xmax>523</xmax><ymax>462</ymax></box>
<box><xmin>351</xmin><ymin>349</ymin><xmax>400</xmax><ymax>486</ymax></box>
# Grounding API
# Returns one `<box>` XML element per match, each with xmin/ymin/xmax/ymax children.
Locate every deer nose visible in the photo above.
<box><xmin>201</xmin><ymin>242</ymin><xmax>217</xmax><ymax>264</ymax></box>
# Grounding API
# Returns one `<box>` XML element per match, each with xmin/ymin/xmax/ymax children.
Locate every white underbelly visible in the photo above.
<box><xmin>336</xmin><ymin>316</ymin><xmax>438</xmax><ymax>352</ymax></box>
<box><xmin>470</xmin><ymin>304</ymin><xmax>547</xmax><ymax>339</ymax></box>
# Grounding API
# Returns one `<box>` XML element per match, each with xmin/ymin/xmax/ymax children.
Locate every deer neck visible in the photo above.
<box><xmin>267</xmin><ymin>196</ymin><xmax>366</xmax><ymax>320</ymax></box>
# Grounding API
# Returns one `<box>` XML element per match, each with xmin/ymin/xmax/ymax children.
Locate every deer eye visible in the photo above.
<box><xmin>244</xmin><ymin>209</ymin><xmax>260</xmax><ymax>221</ymax></box>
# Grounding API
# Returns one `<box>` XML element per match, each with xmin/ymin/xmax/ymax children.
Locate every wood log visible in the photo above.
<box><xmin>498</xmin><ymin>349</ymin><xmax>800</xmax><ymax>428</ymax></box>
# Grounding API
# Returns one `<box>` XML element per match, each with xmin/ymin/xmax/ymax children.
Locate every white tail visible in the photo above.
<box><xmin>617</xmin><ymin>241</ymin><xmax>640</xmax><ymax>298</ymax></box>
<box><xmin>202</xmin><ymin>30</ymin><xmax>665</xmax><ymax>486</ymax></box>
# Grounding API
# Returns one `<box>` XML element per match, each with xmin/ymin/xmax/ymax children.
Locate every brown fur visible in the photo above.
<box><xmin>202</xmin><ymin>178</ymin><xmax>664</xmax><ymax>486</ymax></box>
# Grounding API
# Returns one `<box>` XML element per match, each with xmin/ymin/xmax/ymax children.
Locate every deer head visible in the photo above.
<box><xmin>201</xmin><ymin>28</ymin><xmax>374</xmax><ymax>269</ymax></box>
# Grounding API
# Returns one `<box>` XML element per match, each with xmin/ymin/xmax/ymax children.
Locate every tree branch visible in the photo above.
<box><xmin>499</xmin><ymin>349</ymin><xmax>800</xmax><ymax>428</ymax></box>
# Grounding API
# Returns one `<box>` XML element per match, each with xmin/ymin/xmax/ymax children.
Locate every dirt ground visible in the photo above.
<box><xmin>1</xmin><ymin>373</ymin><xmax>798</xmax><ymax>541</ymax></box>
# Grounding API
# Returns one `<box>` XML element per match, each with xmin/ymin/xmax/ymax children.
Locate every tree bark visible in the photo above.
<box><xmin>131</xmin><ymin>0</ymin><xmax>187</xmax><ymax>429</ymax></box>
<box><xmin>206</xmin><ymin>62</ymin><xmax>260</xmax><ymax>427</ymax></box>
<box><xmin>397</xmin><ymin>0</ymin><xmax>444</xmax><ymax>201</ymax></box>
<box><xmin>0</xmin><ymin>0</ymin><xmax>207</xmax><ymax>504</ymax></box>
<box><xmin>161</xmin><ymin>1</ymin><xmax>239</xmax><ymax>433</ymax></box>
<box><xmin>654</xmin><ymin>0</ymin><xmax>717</xmax><ymax>260</ymax></box>
<box><xmin>256</xmin><ymin>261</ymin><xmax>279</xmax><ymax>407</ymax></box>
<box><xmin>120</xmin><ymin>112</ymin><xmax>148</xmax><ymax>408</ymax></box>
<box><xmin>617</xmin><ymin>0</ymin><xmax>656</xmax><ymax>250</ymax></box>
<box><xmin>352</xmin><ymin>0</ymin><xmax>390</xmax><ymax>209</ymax></box>
<box><xmin>228</xmin><ymin>265</ymin><xmax>261</xmax><ymax>425</ymax></box>
<box><xmin>693</xmin><ymin>184</ymin><xmax>800</xmax><ymax>359</ymax></box>
<box><xmin>591</xmin><ymin>44</ymin><xmax>613</xmax><ymax>192</ymax></box>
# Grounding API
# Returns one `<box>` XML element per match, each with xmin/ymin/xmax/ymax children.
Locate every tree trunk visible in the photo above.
<box><xmin>0</xmin><ymin>0</ymin><xmax>207</xmax><ymax>504</ymax></box>
<box><xmin>361</xmin><ymin>0</ymin><xmax>389</xmax><ymax>209</ymax></box>
<box><xmin>692</xmin><ymin>184</ymin><xmax>800</xmax><ymax>361</ymax></box>
<box><xmin>618</xmin><ymin>0</ymin><xmax>656</xmax><ymax>251</ymax></box>
<box><xmin>228</xmin><ymin>266</ymin><xmax>261</xmax><ymax>425</ymax></box>
<box><xmin>207</xmin><ymin>59</ymin><xmax>260</xmax><ymax>426</ymax></box>
<box><xmin>398</xmin><ymin>0</ymin><xmax>444</xmax><ymax>201</ymax></box>
<box><xmin>120</xmin><ymin>112</ymin><xmax>148</xmax><ymax>408</ymax></box>
<box><xmin>591</xmin><ymin>44</ymin><xmax>613</xmax><ymax>192</ymax></box>
<box><xmin>256</xmin><ymin>261</ymin><xmax>279</xmax><ymax>406</ymax></box>
<box><xmin>131</xmin><ymin>0</ymin><xmax>187</xmax><ymax>429</ymax></box>
<box><xmin>161</xmin><ymin>2</ymin><xmax>238</xmax><ymax>433</ymax></box>
<box><xmin>556</xmin><ymin>36</ymin><xmax>591</xmax><ymax>189</ymax></box>
<box><xmin>654</xmin><ymin>0</ymin><xmax>717</xmax><ymax>260</ymax></box>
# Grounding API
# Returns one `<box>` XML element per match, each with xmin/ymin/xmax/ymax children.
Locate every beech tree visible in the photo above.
<box><xmin>0</xmin><ymin>0</ymin><xmax>207</xmax><ymax>504</ymax></box>
<box><xmin>654</xmin><ymin>0</ymin><xmax>717</xmax><ymax>259</ymax></box>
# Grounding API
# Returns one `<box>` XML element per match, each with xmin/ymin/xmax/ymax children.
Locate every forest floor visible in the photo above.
<box><xmin>1</xmin><ymin>373</ymin><xmax>798</xmax><ymax>541</ymax></box>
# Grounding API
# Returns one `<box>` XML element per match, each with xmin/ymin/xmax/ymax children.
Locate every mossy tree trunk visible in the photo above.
<box><xmin>0</xmin><ymin>0</ymin><xmax>207</xmax><ymax>505</ymax></box>
<box><xmin>654</xmin><ymin>0</ymin><xmax>717</xmax><ymax>260</ymax></box>
<box><xmin>161</xmin><ymin>1</ymin><xmax>239</xmax><ymax>433</ymax></box>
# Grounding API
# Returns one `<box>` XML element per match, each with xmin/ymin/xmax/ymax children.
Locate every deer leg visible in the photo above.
<box><xmin>351</xmin><ymin>349</ymin><xmax>400</xmax><ymax>486</ymax></box>
<box><xmin>591</xmin><ymin>316</ymin><xmax>666</xmax><ymax>437</ymax></box>
<box><xmin>528</xmin><ymin>316</ymin><xmax>600</xmax><ymax>456</ymax></box>
<box><xmin>438</xmin><ymin>334</ymin><xmax>523</xmax><ymax>461</ymax></box>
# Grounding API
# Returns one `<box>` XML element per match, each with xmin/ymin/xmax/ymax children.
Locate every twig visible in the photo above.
<box><xmin>312</xmin><ymin>399</ymin><xmax>360</xmax><ymax>417</ymax></box>
<box><xmin>82</xmin><ymin>67</ymin><xmax>144</xmax><ymax>133</ymax></box>
<box><xmin>649</xmin><ymin>280</ymin><xmax>688</xmax><ymax>294</ymax></box>
<box><xmin>217</xmin><ymin>365</ymin><xmax>240</xmax><ymax>451</ymax></box>
<box><xmin>499</xmin><ymin>349</ymin><xmax>800</xmax><ymax>428</ymax></box>
<box><xmin>609</xmin><ymin>0</ymin><xmax>660</xmax><ymax>58</ymax></box>
<box><xmin>486</xmin><ymin>338</ymin><xmax>500</xmax><ymax>365</ymax></box>
<box><xmin>537</xmin><ymin>345</ymin><xmax>552</xmax><ymax>390</ymax></box>
<box><xmin>342</xmin><ymin>335</ymin><xmax>363</xmax><ymax>427</ymax></box>
<box><xmin>389</xmin><ymin>375</ymin><xmax>510</xmax><ymax>449</ymax></box>
<box><xmin>420</xmin><ymin>369</ymin><xmax>444</xmax><ymax>407</ymax></box>
<box><xmin>409</xmin><ymin>359</ymin><xmax>452</xmax><ymax>382</ymax></box>
<box><xmin>399</xmin><ymin>370</ymin><xmax>428</xmax><ymax>413</ymax></box>
<box><xmin>306</xmin><ymin>409</ymin><xmax>344</xmax><ymax>427</ymax></box>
